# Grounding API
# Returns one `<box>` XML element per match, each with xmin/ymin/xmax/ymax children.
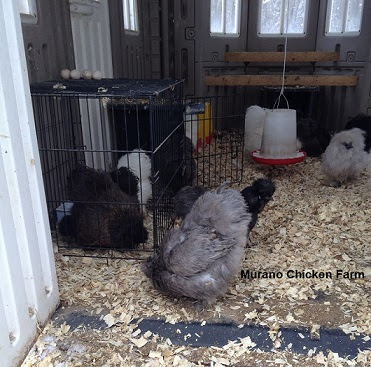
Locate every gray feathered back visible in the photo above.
<box><xmin>145</xmin><ymin>183</ymin><xmax>252</xmax><ymax>305</ymax></box>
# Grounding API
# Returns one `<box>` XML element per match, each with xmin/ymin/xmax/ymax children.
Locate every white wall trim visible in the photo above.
<box><xmin>0</xmin><ymin>1</ymin><xmax>59</xmax><ymax>366</ymax></box>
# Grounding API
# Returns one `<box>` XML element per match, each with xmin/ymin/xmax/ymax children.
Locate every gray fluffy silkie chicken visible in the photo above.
<box><xmin>174</xmin><ymin>178</ymin><xmax>275</xmax><ymax>245</ymax></box>
<box><xmin>144</xmin><ymin>182</ymin><xmax>252</xmax><ymax>306</ymax></box>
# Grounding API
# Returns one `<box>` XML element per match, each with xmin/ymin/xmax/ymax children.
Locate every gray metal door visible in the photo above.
<box><xmin>109</xmin><ymin>0</ymin><xmax>162</xmax><ymax>79</ymax></box>
<box><xmin>174</xmin><ymin>0</ymin><xmax>249</xmax><ymax>97</ymax></box>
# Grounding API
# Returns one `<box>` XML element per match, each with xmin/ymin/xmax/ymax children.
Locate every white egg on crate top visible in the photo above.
<box><xmin>82</xmin><ymin>69</ymin><xmax>93</xmax><ymax>80</ymax></box>
<box><xmin>60</xmin><ymin>69</ymin><xmax>70</xmax><ymax>80</ymax></box>
<box><xmin>70</xmin><ymin>69</ymin><xmax>81</xmax><ymax>80</ymax></box>
<box><xmin>92</xmin><ymin>70</ymin><xmax>103</xmax><ymax>80</ymax></box>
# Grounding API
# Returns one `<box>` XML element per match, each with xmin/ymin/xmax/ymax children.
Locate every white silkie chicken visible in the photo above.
<box><xmin>321</xmin><ymin>128</ymin><xmax>370</xmax><ymax>187</ymax></box>
<box><xmin>116</xmin><ymin>149</ymin><xmax>152</xmax><ymax>207</ymax></box>
<box><xmin>144</xmin><ymin>182</ymin><xmax>252</xmax><ymax>306</ymax></box>
<box><xmin>322</xmin><ymin>114</ymin><xmax>371</xmax><ymax>187</ymax></box>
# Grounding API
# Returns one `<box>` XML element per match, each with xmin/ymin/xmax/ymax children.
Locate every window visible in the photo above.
<box><xmin>123</xmin><ymin>0</ymin><xmax>139</xmax><ymax>33</ymax></box>
<box><xmin>258</xmin><ymin>0</ymin><xmax>309</xmax><ymax>37</ymax></box>
<box><xmin>325</xmin><ymin>0</ymin><xmax>364</xmax><ymax>36</ymax></box>
<box><xmin>18</xmin><ymin>0</ymin><xmax>37</xmax><ymax>24</ymax></box>
<box><xmin>210</xmin><ymin>0</ymin><xmax>241</xmax><ymax>37</ymax></box>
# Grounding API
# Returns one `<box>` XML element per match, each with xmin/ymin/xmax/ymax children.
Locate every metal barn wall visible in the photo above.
<box><xmin>21</xmin><ymin>0</ymin><xmax>75</xmax><ymax>83</ymax></box>
<box><xmin>20</xmin><ymin>0</ymin><xmax>371</xmax><ymax>131</ymax></box>
<box><xmin>0</xmin><ymin>2</ymin><xmax>59</xmax><ymax>366</ymax></box>
<box><xmin>170</xmin><ymin>0</ymin><xmax>371</xmax><ymax>131</ymax></box>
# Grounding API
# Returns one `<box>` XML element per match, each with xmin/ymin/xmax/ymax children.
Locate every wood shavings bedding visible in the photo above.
<box><xmin>22</xmin><ymin>146</ymin><xmax>370</xmax><ymax>366</ymax></box>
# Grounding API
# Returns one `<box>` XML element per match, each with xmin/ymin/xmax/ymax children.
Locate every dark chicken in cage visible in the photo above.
<box><xmin>58</xmin><ymin>165</ymin><xmax>148</xmax><ymax>250</ymax></box>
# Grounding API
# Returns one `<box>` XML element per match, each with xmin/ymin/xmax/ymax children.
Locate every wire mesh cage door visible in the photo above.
<box><xmin>150</xmin><ymin>94</ymin><xmax>189</xmax><ymax>249</ymax></box>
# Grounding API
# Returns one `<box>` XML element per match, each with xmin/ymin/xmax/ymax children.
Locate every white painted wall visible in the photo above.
<box><xmin>70</xmin><ymin>0</ymin><xmax>114</xmax><ymax>170</ymax></box>
<box><xmin>0</xmin><ymin>1</ymin><xmax>59</xmax><ymax>366</ymax></box>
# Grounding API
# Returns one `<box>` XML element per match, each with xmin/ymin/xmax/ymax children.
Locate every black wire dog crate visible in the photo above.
<box><xmin>30</xmin><ymin>79</ymin><xmax>188</xmax><ymax>257</ymax></box>
<box><xmin>30</xmin><ymin>79</ymin><xmax>245</xmax><ymax>259</ymax></box>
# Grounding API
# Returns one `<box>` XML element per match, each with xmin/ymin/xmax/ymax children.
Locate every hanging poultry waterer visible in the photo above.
<box><xmin>251</xmin><ymin>109</ymin><xmax>306</xmax><ymax>165</ymax></box>
<box><xmin>262</xmin><ymin>109</ymin><xmax>297</xmax><ymax>157</ymax></box>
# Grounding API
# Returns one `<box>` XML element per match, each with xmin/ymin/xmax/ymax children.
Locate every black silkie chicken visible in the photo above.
<box><xmin>144</xmin><ymin>182</ymin><xmax>252</xmax><ymax>306</ymax></box>
<box><xmin>240</xmin><ymin>178</ymin><xmax>276</xmax><ymax>236</ymax></box>
<box><xmin>296</xmin><ymin>118</ymin><xmax>331</xmax><ymax>157</ymax></box>
<box><xmin>174</xmin><ymin>178</ymin><xmax>275</xmax><ymax>245</ymax></box>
